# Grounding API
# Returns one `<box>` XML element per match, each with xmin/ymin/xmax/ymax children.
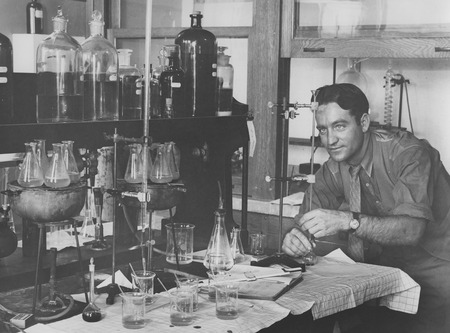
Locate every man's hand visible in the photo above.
<box><xmin>282</xmin><ymin>227</ymin><xmax>314</xmax><ymax>257</ymax></box>
<box><xmin>299</xmin><ymin>208</ymin><xmax>350</xmax><ymax>238</ymax></box>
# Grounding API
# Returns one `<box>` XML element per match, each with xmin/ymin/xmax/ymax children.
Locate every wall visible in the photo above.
<box><xmin>288</xmin><ymin>57</ymin><xmax>450</xmax><ymax>171</ymax></box>
<box><xmin>0</xmin><ymin>0</ymin><xmax>86</xmax><ymax>39</ymax></box>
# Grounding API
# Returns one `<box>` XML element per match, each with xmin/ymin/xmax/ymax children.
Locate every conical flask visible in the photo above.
<box><xmin>165</xmin><ymin>142</ymin><xmax>179</xmax><ymax>181</ymax></box>
<box><xmin>18</xmin><ymin>142</ymin><xmax>44</xmax><ymax>188</ymax></box>
<box><xmin>230</xmin><ymin>226</ymin><xmax>245</xmax><ymax>264</ymax></box>
<box><xmin>34</xmin><ymin>139</ymin><xmax>49</xmax><ymax>175</ymax></box>
<box><xmin>124</xmin><ymin>143</ymin><xmax>143</xmax><ymax>184</ymax></box>
<box><xmin>62</xmin><ymin>140</ymin><xmax>80</xmax><ymax>184</ymax></box>
<box><xmin>149</xmin><ymin>144</ymin><xmax>173</xmax><ymax>184</ymax></box>
<box><xmin>45</xmin><ymin>143</ymin><xmax>70</xmax><ymax>188</ymax></box>
<box><xmin>203</xmin><ymin>198</ymin><xmax>234</xmax><ymax>273</ymax></box>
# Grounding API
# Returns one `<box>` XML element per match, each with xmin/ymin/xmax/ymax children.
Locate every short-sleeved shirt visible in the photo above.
<box><xmin>300</xmin><ymin>128</ymin><xmax>450</xmax><ymax>262</ymax></box>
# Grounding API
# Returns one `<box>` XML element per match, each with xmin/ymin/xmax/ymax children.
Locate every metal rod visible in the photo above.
<box><xmin>112</xmin><ymin>128</ymin><xmax>118</xmax><ymax>285</ymax></box>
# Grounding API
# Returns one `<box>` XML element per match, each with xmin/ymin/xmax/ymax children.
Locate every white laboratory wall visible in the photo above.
<box><xmin>289</xmin><ymin>58</ymin><xmax>450</xmax><ymax>171</ymax></box>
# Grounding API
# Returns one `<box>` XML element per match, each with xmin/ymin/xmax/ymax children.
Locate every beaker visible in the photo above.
<box><xmin>165</xmin><ymin>142</ymin><xmax>180</xmax><ymax>181</ymax></box>
<box><xmin>124</xmin><ymin>143</ymin><xmax>143</xmax><ymax>184</ymax></box>
<box><xmin>45</xmin><ymin>143</ymin><xmax>70</xmax><ymax>188</ymax></box>
<box><xmin>62</xmin><ymin>140</ymin><xmax>80</xmax><ymax>184</ymax></box>
<box><xmin>149</xmin><ymin>144</ymin><xmax>173</xmax><ymax>184</ymax></box>
<box><xmin>165</xmin><ymin>223</ymin><xmax>195</xmax><ymax>265</ymax></box>
<box><xmin>18</xmin><ymin>142</ymin><xmax>44</xmax><ymax>188</ymax></box>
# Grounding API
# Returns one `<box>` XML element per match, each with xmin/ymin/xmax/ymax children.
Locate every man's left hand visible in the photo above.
<box><xmin>298</xmin><ymin>209</ymin><xmax>351</xmax><ymax>238</ymax></box>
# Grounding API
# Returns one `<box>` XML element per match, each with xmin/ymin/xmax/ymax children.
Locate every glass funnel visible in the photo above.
<box><xmin>18</xmin><ymin>142</ymin><xmax>44</xmax><ymax>188</ymax></box>
<box><xmin>62</xmin><ymin>140</ymin><xmax>80</xmax><ymax>184</ymax></box>
<box><xmin>45</xmin><ymin>143</ymin><xmax>70</xmax><ymax>188</ymax></box>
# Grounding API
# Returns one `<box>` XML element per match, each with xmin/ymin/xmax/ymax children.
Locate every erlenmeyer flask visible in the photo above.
<box><xmin>149</xmin><ymin>144</ymin><xmax>173</xmax><ymax>184</ymax></box>
<box><xmin>18</xmin><ymin>142</ymin><xmax>44</xmax><ymax>188</ymax></box>
<box><xmin>203</xmin><ymin>203</ymin><xmax>234</xmax><ymax>272</ymax></box>
<box><xmin>62</xmin><ymin>140</ymin><xmax>80</xmax><ymax>184</ymax></box>
<box><xmin>230</xmin><ymin>226</ymin><xmax>245</xmax><ymax>264</ymax></box>
<box><xmin>45</xmin><ymin>143</ymin><xmax>70</xmax><ymax>188</ymax></box>
<box><xmin>144</xmin><ymin>146</ymin><xmax>154</xmax><ymax>180</ymax></box>
<box><xmin>124</xmin><ymin>143</ymin><xmax>143</xmax><ymax>184</ymax></box>
<box><xmin>34</xmin><ymin>139</ymin><xmax>49</xmax><ymax>175</ymax></box>
<box><xmin>165</xmin><ymin>142</ymin><xmax>180</xmax><ymax>181</ymax></box>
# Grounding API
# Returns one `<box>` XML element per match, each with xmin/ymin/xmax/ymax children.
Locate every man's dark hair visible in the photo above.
<box><xmin>314</xmin><ymin>83</ymin><xmax>369</xmax><ymax>124</ymax></box>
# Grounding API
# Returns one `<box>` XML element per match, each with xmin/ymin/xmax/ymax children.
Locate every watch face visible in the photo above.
<box><xmin>350</xmin><ymin>219</ymin><xmax>360</xmax><ymax>230</ymax></box>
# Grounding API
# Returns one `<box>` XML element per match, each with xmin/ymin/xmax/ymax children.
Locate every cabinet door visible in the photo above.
<box><xmin>282</xmin><ymin>0</ymin><xmax>450</xmax><ymax>58</ymax></box>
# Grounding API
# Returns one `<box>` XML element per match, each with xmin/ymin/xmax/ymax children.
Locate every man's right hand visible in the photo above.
<box><xmin>282</xmin><ymin>227</ymin><xmax>314</xmax><ymax>257</ymax></box>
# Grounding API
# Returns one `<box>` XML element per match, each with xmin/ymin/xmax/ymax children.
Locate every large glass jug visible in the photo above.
<box><xmin>36</xmin><ymin>7</ymin><xmax>83</xmax><ymax>123</ymax></box>
<box><xmin>82</xmin><ymin>10</ymin><xmax>119</xmax><ymax>121</ymax></box>
<box><xmin>0</xmin><ymin>32</ymin><xmax>13</xmax><ymax>124</ymax></box>
<box><xmin>18</xmin><ymin>142</ymin><xmax>44</xmax><ymax>188</ymax></box>
<box><xmin>175</xmin><ymin>11</ymin><xmax>217</xmax><ymax>117</ymax></box>
<box><xmin>118</xmin><ymin>49</ymin><xmax>142</xmax><ymax>120</ymax></box>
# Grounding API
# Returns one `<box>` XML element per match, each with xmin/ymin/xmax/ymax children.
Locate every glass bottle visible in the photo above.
<box><xmin>175</xmin><ymin>11</ymin><xmax>217</xmax><ymax>117</ymax></box>
<box><xmin>159</xmin><ymin>45</ymin><xmax>186</xmax><ymax>118</ymax></box>
<box><xmin>163</xmin><ymin>98</ymin><xmax>173</xmax><ymax>119</ymax></box>
<box><xmin>230</xmin><ymin>226</ymin><xmax>245</xmax><ymax>264</ymax></box>
<box><xmin>36</xmin><ymin>7</ymin><xmax>83</xmax><ymax>123</ymax></box>
<box><xmin>0</xmin><ymin>32</ymin><xmax>13</xmax><ymax>124</ymax></box>
<box><xmin>62</xmin><ymin>140</ymin><xmax>80</xmax><ymax>184</ymax></box>
<box><xmin>34</xmin><ymin>139</ymin><xmax>49</xmax><ymax>175</ymax></box>
<box><xmin>118</xmin><ymin>49</ymin><xmax>142</xmax><ymax>120</ymax></box>
<box><xmin>124</xmin><ymin>143</ymin><xmax>143</xmax><ymax>184</ymax></box>
<box><xmin>81</xmin><ymin>10</ymin><xmax>119</xmax><ymax>121</ymax></box>
<box><xmin>165</xmin><ymin>142</ymin><xmax>179</xmax><ymax>181</ymax></box>
<box><xmin>18</xmin><ymin>142</ymin><xmax>44</xmax><ymax>188</ymax></box>
<box><xmin>150</xmin><ymin>54</ymin><xmax>165</xmax><ymax>118</ymax></box>
<box><xmin>82</xmin><ymin>258</ymin><xmax>102</xmax><ymax>322</ymax></box>
<box><xmin>26</xmin><ymin>0</ymin><xmax>44</xmax><ymax>34</ymax></box>
<box><xmin>149</xmin><ymin>144</ymin><xmax>173</xmax><ymax>184</ymax></box>
<box><xmin>45</xmin><ymin>143</ymin><xmax>70</xmax><ymax>188</ymax></box>
<box><xmin>216</xmin><ymin>46</ymin><xmax>234</xmax><ymax>117</ymax></box>
<box><xmin>336</xmin><ymin>58</ymin><xmax>368</xmax><ymax>95</ymax></box>
<box><xmin>203</xmin><ymin>201</ymin><xmax>234</xmax><ymax>272</ymax></box>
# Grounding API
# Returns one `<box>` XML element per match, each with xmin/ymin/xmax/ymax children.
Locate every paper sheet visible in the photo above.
<box><xmin>96</xmin><ymin>270</ymin><xmax>133</xmax><ymax>289</ymax></box>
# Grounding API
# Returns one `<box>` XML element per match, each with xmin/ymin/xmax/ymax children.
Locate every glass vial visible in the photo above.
<box><xmin>36</xmin><ymin>7</ymin><xmax>84</xmax><ymax>123</ymax></box>
<box><xmin>26</xmin><ymin>0</ymin><xmax>44</xmax><ymax>34</ymax></box>
<box><xmin>230</xmin><ymin>226</ymin><xmax>245</xmax><ymax>264</ymax></box>
<box><xmin>175</xmin><ymin>11</ymin><xmax>217</xmax><ymax>117</ymax></box>
<box><xmin>82</xmin><ymin>258</ymin><xmax>102</xmax><ymax>322</ymax></box>
<box><xmin>216</xmin><ymin>46</ymin><xmax>234</xmax><ymax>117</ymax></box>
<box><xmin>203</xmin><ymin>204</ymin><xmax>234</xmax><ymax>272</ymax></box>
<box><xmin>82</xmin><ymin>10</ymin><xmax>119</xmax><ymax>121</ymax></box>
<box><xmin>34</xmin><ymin>139</ymin><xmax>49</xmax><ymax>175</ymax></box>
<box><xmin>45</xmin><ymin>143</ymin><xmax>70</xmax><ymax>188</ymax></box>
<box><xmin>149</xmin><ymin>144</ymin><xmax>173</xmax><ymax>184</ymax></box>
<box><xmin>159</xmin><ymin>45</ymin><xmax>186</xmax><ymax>118</ymax></box>
<box><xmin>62</xmin><ymin>140</ymin><xmax>80</xmax><ymax>184</ymax></box>
<box><xmin>118</xmin><ymin>49</ymin><xmax>142</xmax><ymax>120</ymax></box>
<box><xmin>0</xmin><ymin>32</ymin><xmax>13</xmax><ymax>124</ymax></box>
<box><xmin>124</xmin><ymin>143</ymin><xmax>143</xmax><ymax>184</ymax></box>
<box><xmin>18</xmin><ymin>142</ymin><xmax>44</xmax><ymax>188</ymax></box>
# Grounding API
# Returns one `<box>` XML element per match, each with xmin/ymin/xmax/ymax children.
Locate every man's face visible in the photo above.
<box><xmin>316</xmin><ymin>102</ymin><xmax>366</xmax><ymax>165</ymax></box>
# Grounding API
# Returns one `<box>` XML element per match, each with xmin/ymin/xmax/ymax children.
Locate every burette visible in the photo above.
<box><xmin>266</xmin><ymin>90</ymin><xmax>319</xmax><ymax>264</ymax></box>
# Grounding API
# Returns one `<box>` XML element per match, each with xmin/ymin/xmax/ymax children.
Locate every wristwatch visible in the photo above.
<box><xmin>349</xmin><ymin>212</ymin><xmax>360</xmax><ymax>232</ymax></box>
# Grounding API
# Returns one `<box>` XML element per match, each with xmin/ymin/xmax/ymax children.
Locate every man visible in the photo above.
<box><xmin>282</xmin><ymin>83</ymin><xmax>450</xmax><ymax>333</ymax></box>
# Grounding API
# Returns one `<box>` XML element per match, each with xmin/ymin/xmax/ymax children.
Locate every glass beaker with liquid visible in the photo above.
<box><xmin>81</xmin><ymin>10</ymin><xmax>119</xmax><ymax>121</ymax></box>
<box><xmin>36</xmin><ymin>7</ymin><xmax>83</xmax><ymax>123</ymax></box>
<box><xmin>45</xmin><ymin>143</ymin><xmax>70</xmax><ymax>188</ymax></box>
<box><xmin>18</xmin><ymin>142</ymin><xmax>44</xmax><ymax>188</ymax></box>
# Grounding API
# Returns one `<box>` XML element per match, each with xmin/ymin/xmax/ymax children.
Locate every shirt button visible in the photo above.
<box><xmin>376</xmin><ymin>201</ymin><xmax>380</xmax><ymax>204</ymax></box>
<box><xmin>365</xmin><ymin>183</ymin><xmax>370</xmax><ymax>187</ymax></box>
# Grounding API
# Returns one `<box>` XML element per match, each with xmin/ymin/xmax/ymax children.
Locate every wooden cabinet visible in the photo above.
<box><xmin>281</xmin><ymin>0</ymin><xmax>450</xmax><ymax>59</ymax></box>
